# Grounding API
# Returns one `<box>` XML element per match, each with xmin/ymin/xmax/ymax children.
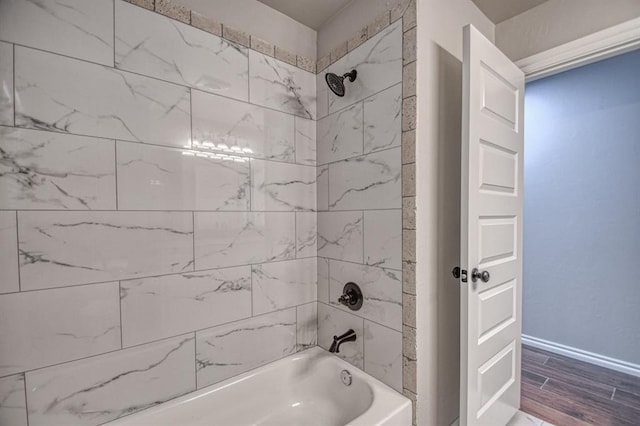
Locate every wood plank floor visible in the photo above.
<box><xmin>521</xmin><ymin>345</ymin><xmax>640</xmax><ymax>426</ymax></box>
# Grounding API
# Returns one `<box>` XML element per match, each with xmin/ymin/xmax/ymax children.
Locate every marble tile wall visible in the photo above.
<box><xmin>316</xmin><ymin>19</ymin><xmax>405</xmax><ymax>392</ymax></box>
<box><xmin>0</xmin><ymin>1</ymin><xmax>317</xmax><ymax>425</ymax></box>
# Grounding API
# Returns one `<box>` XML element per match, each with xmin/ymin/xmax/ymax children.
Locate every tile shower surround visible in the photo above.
<box><xmin>0</xmin><ymin>0</ymin><xmax>417</xmax><ymax>425</ymax></box>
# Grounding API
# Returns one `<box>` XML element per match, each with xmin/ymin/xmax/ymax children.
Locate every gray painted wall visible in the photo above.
<box><xmin>523</xmin><ymin>49</ymin><xmax>640</xmax><ymax>365</ymax></box>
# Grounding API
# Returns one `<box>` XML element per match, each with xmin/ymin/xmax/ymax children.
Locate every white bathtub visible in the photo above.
<box><xmin>106</xmin><ymin>347</ymin><xmax>411</xmax><ymax>426</ymax></box>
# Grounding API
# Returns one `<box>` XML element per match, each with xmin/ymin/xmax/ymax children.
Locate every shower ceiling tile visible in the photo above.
<box><xmin>249</xmin><ymin>50</ymin><xmax>316</xmax><ymax>119</ymax></box>
<box><xmin>18</xmin><ymin>211</ymin><xmax>194</xmax><ymax>290</ymax></box>
<box><xmin>26</xmin><ymin>334</ymin><xmax>195</xmax><ymax>426</ymax></box>
<box><xmin>252</xmin><ymin>257</ymin><xmax>317</xmax><ymax>315</ymax></box>
<box><xmin>0</xmin><ymin>128</ymin><xmax>116</xmax><ymax>210</ymax></box>
<box><xmin>0</xmin><ymin>282</ymin><xmax>121</xmax><ymax>377</ymax></box>
<box><xmin>194</xmin><ymin>212</ymin><xmax>295</xmax><ymax>270</ymax></box>
<box><xmin>116</xmin><ymin>141</ymin><xmax>250</xmax><ymax>211</ymax></box>
<box><xmin>120</xmin><ymin>266</ymin><xmax>252</xmax><ymax>347</ymax></box>
<box><xmin>327</xmin><ymin>20</ymin><xmax>402</xmax><ymax>114</ymax></box>
<box><xmin>115</xmin><ymin>1</ymin><xmax>249</xmax><ymax>102</ymax></box>
<box><xmin>329</xmin><ymin>260</ymin><xmax>402</xmax><ymax>331</ymax></box>
<box><xmin>328</xmin><ymin>147</ymin><xmax>401</xmax><ymax>210</ymax></box>
<box><xmin>0</xmin><ymin>0</ymin><xmax>114</xmax><ymax>66</ymax></box>
<box><xmin>192</xmin><ymin>89</ymin><xmax>295</xmax><ymax>162</ymax></box>
<box><xmin>317</xmin><ymin>103</ymin><xmax>363</xmax><ymax>165</ymax></box>
<box><xmin>15</xmin><ymin>47</ymin><xmax>191</xmax><ymax>148</ymax></box>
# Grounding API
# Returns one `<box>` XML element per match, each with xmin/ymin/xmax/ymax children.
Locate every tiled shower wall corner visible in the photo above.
<box><xmin>0</xmin><ymin>0</ymin><xmax>317</xmax><ymax>425</ymax></box>
<box><xmin>315</xmin><ymin>17</ymin><xmax>406</xmax><ymax>392</ymax></box>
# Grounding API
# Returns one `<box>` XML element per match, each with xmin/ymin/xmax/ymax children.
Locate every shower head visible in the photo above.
<box><xmin>325</xmin><ymin>70</ymin><xmax>357</xmax><ymax>97</ymax></box>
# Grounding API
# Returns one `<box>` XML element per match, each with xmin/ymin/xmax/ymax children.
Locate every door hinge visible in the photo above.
<box><xmin>452</xmin><ymin>266</ymin><xmax>468</xmax><ymax>283</ymax></box>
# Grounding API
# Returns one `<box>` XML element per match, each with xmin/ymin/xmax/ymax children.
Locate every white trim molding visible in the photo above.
<box><xmin>516</xmin><ymin>16</ymin><xmax>640</xmax><ymax>81</ymax></box>
<box><xmin>522</xmin><ymin>335</ymin><xmax>640</xmax><ymax>378</ymax></box>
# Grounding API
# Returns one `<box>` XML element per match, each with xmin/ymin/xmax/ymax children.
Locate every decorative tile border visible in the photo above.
<box><xmin>124</xmin><ymin>0</ymin><xmax>316</xmax><ymax>73</ymax></box>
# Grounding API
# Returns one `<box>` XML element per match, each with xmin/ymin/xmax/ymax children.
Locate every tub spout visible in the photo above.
<box><xmin>329</xmin><ymin>329</ymin><xmax>357</xmax><ymax>353</ymax></box>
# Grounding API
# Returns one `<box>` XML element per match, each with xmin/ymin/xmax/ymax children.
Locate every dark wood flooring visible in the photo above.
<box><xmin>521</xmin><ymin>345</ymin><xmax>640</xmax><ymax>426</ymax></box>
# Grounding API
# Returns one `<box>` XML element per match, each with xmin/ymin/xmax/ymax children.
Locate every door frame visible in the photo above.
<box><xmin>514</xmin><ymin>15</ymin><xmax>640</xmax><ymax>380</ymax></box>
<box><xmin>516</xmin><ymin>16</ymin><xmax>640</xmax><ymax>81</ymax></box>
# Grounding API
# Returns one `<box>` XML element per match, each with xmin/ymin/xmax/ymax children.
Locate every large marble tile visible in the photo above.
<box><xmin>196</xmin><ymin>309</ymin><xmax>296</xmax><ymax>388</ymax></box>
<box><xmin>327</xmin><ymin>21</ymin><xmax>402</xmax><ymax>113</ymax></box>
<box><xmin>121</xmin><ymin>266</ymin><xmax>251</xmax><ymax>347</ymax></box>
<box><xmin>0</xmin><ymin>0</ymin><xmax>114</xmax><ymax>66</ymax></box>
<box><xmin>249</xmin><ymin>50</ymin><xmax>316</xmax><ymax>119</ymax></box>
<box><xmin>252</xmin><ymin>258</ymin><xmax>317</xmax><ymax>315</ymax></box>
<box><xmin>192</xmin><ymin>89</ymin><xmax>294</xmax><ymax>162</ymax></box>
<box><xmin>0</xmin><ymin>374</ymin><xmax>27</xmax><ymax>426</ymax></box>
<box><xmin>297</xmin><ymin>302</ymin><xmax>317</xmax><ymax>351</ymax></box>
<box><xmin>0</xmin><ymin>41</ymin><xmax>13</xmax><ymax>125</ymax></box>
<box><xmin>0</xmin><ymin>127</ymin><xmax>116</xmax><ymax>210</ymax></box>
<box><xmin>194</xmin><ymin>212</ymin><xmax>295</xmax><ymax>269</ymax></box>
<box><xmin>0</xmin><ymin>211</ymin><xmax>19</xmax><ymax>294</ymax></box>
<box><xmin>26</xmin><ymin>334</ymin><xmax>195</xmax><ymax>426</ymax></box>
<box><xmin>317</xmin><ymin>211</ymin><xmax>363</xmax><ymax>263</ymax></box>
<box><xmin>317</xmin><ymin>165</ymin><xmax>329</xmax><ymax>211</ymax></box>
<box><xmin>115</xmin><ymin>1</ymin><xmax>248</xmax><ymax>101</ymax></box>
<box><xmin>317</xmin><ymin>257</ymin><xmax>330</xmax><ymax>304</ymax></box>
<box><xmin>116</xmin><ymin>141</ymin><xmax>250</xmax><ymax>211</ymax></box>
<box><xmin>317</xmin><ymin>103</ymin><xmax>363</xmax><ymax>165</ymax></box>
<box><xmin>15</xmin><ymin>47</ymin><xmax>191</xmax><ymax>148</ymax></box>
<box><xmin>364</xmin><ymin>321</ymin><xmax>402</xmax><ymax>391</ymax></box>
<box><xmin>295</xmin><ymin>116</ymin><xmax>316</xmax><ymax>165</ymax></box>
<box><xmin>317</xmin><ymin>303</ymin><xmax>364</xmax><ymax>369</ymax></box>
<box><xmin>329</xmin><ymin>260</ymin><xmax>402</xmax><ymax>331</ymax></box>
<box><xmin>296</xmin><ymin>212</ymin><xmax>317</xmax><ymax>258</ymax></box>
<box><xmin>251</xmin><ymin>159</ymin><xmax>316</xmax><ymax>211</ymax></box>
<box><xmin>316</xmin><ymin>73</ymin><xmax>329</xmax><ymax>120</ymax></box>
<box><xmin>18</xmin><ymin>211</ymin><xmax>194</xmax><ymax>290</ymax></box>
<box><xmin>0</xmin><ymin>282</ymin><xmax>120</xmax><ymax>377</ymax></box>
<box><xmin>329</xmin><ymin>147</ymin><xmax>401</xmax><ymax>210</ymax></box>
<box><xmin>364</xmin><ymin>209</ymin><xmax>402</xmax><ymax>270</ymax></box>
<box><xmin>364</xmin><ymin>83</ymin><xmax>402</xmax><ymax>154</ymax></box>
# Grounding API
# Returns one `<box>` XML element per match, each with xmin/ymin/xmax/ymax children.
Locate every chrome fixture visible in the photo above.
<box><xmin>329</xmin><ymin>329</ymin><xmax>357</xmax><ymax>353</ymax></box>
<box><xmin>325</xmin><ymin>70</ymin><xmax>357</xmax><ymax>97</ymax></box>
<box><xmin>338</xmin><ymin>282</ymin><xmax>363</xmax><ymax>311</ymax></box>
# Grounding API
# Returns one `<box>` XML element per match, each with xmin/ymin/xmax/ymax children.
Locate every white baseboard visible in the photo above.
<box><xmin>522</xmin><ymin>335</ymin><xmax>640</xmax><ymax>378</ymax></box>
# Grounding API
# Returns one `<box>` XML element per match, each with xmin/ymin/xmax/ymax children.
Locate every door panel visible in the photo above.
<box><xmin>460</xmin><ymin>25</ymin><xmax>524</xmax><ymax>426</ymax></box>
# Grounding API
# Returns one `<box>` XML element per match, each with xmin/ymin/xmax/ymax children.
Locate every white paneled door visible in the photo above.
<box><xmin>459</xmin><ymin>25</ymin><xmax>524</xmax><ymax>426</ymax></box>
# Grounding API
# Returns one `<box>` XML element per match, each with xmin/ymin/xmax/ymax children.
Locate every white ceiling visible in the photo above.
<box><xmin>257</xmin><ymin>0</ymin><xmax>354</xmax><ymax>30</ymax></box>
<box><xmin>255</xmin><ymin>0</ymin><xmax>549</xmax><ymax>30</ymax></box>
<box><xmin>471</xmin><ymin>0</ymin><xmax>549</xmax><ymax>23</ymax></box>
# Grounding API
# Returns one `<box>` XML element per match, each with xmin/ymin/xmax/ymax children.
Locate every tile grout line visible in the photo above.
<box><xmin>23</xmin><ymin>372</ymin><xmax>30</xmax><ymax>426</ymax></box>
<box><xmin>114</xmin><ymin>141</ymin><xmax>119</xmax><ymax>210</ymax></box>
<box><xmin>118</xmin><ymin>281</ymin><xmax>123</xmax><ymax>349</ymax></box>
<box><xmin>15</xmin><ymin>210</ymin><xmax>21</xmax><ymax>291</ymax></box>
